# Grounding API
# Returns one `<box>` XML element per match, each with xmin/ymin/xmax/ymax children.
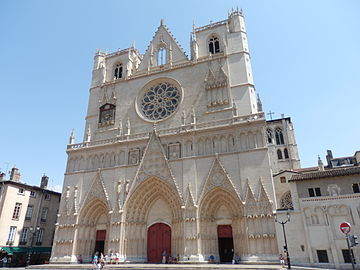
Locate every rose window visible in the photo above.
<box><xmin>140</xmin><ymin>82</ymin><xmax>181</xmax><ymax>121</ymax></box>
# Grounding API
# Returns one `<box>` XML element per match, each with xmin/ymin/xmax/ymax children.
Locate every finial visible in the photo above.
<box><xmin>160</xmin><ymin>19</ymin><xmax>164</xmax><ymax>26</ymax></box>
<box><xmin>132</xmin><ymin>40</ymin><xmax>136</xmax><ymax>49</ymax></box>
<box><xmin>85</xmin><ymin>125</ymin><xmax>91</xmax><ymax>142</ymax></box>
<box><xmin>69</xmin><ymin>128</ymin><xmax>75</xmax><ymax>145</ymax></box>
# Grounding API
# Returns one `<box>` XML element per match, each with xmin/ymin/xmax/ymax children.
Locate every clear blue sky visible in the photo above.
<box><xmin>1</xmin><ymin>0</ymin><xmax>359</xmax><ymax>191</ymax></box>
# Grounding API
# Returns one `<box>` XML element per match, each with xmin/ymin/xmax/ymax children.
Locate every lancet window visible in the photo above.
<box><xmin>266</xmin><ymin>128</ymin><xmax>273</xmax><ymax>144</ymax></box>
<box><xmin>114</xmin><ymin>63</ymin><xmax>123</xmax><ymax>80</ymax></box>
<box><xmin>275</xmin><ymin>127</ymin><xmax>285</xmax><ymax>145</ymax></box>
<box><xmin>277</xmin><ymin>149</ymin><xmax>283</xmax><ymax>160</ymax></box>
<box><xmin>208</xmin><ymin>35</ymin><xmax>220</xmax><ymax>54</ymax></box>
<box><xmin>157</xmin><ymin>47</ymin><xmax>167</xmax><ymax>65</ymax></box>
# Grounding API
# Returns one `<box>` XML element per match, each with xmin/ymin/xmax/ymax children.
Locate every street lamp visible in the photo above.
<box><xmin>274</xmin><ymin>211</ymin><xmax>291</xmax><ymax>269</ymax></box>
<box><xmin>26</xmin><ymin>226</ymin><xmax>40</xmax><ymax>266</ymax></box>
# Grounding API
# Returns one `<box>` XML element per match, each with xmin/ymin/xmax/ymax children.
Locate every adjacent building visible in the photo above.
<box><xmin>0</xmin><ymin>167</ymin><xmax>61</xmax><ymax>266</ymax></box>
<box><xmin>274</xmin><ymin>150</ymin><xmax>360</xmax><ymax>268</ymax></box>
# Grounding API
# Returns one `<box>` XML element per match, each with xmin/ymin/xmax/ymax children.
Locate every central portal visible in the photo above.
<box><xmin>217</xmin><ymin>225</ymin><xmax>234</xmax><ymax>263</ymax></box>
<box><xmin>147</xmin><ymin>223</ymin><xmax>171</xmax><ymax>263</ymax></box>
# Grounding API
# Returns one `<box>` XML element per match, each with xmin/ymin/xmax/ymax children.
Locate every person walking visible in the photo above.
<box><xmin>279</xmin><ymin>253</ymin><xmax>285</xmax><ymax>268</ymax></box>
<box><xmin>162</xmin><ymin>250</ymin><xmax>167</xmax><ymax>264</ymax></box>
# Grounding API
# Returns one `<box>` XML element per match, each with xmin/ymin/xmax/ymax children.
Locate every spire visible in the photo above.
<box><xmin>126</xmin><ymin>118</ymin><xmax>131</xmax><ymax>135</ymax></box>
<box><xmin>69</xmin><ymin>128</ymin><xmax>75</xmax><ymax>145</ymax></box>
<box><xmin>160</xmin><ymin>18</ymin><xmax>164</xmax><ymax>26</ymax></box>
<box><xmin>257</xmin><ymin>94</ymin><xmax>263</xmax><ymax>112</ymax></box>
<box><xmin>232</xmin><ymin>99</ymin><xmax>237</xmax><ymax>116</ymax></box>
<box><xmin>118</xmin><ymin>119</ymin><xmax>123</xmax><ymax>136</ymax></box>
<box><xmin>191</xmin><ymin>107</ymin><xmax>196</xmax><ymax>125</ymax></box>
<box><xmin>85</xmin><ymin>125</ymin><xmax>91</xmax><ymax>142</ymax></box>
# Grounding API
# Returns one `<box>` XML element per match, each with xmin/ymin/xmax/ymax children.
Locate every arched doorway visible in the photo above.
<box><xmin>147</xmin><ymin>223</ymin><xmax>171</xmax><ymax>263</ymax></box>
<box><xmin>77</xmin><ymin>199</ymin><xmax>109</xmax><ymax>262</ymax></box>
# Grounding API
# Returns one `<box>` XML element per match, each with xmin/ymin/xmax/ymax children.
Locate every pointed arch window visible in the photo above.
<box><xmin>99</xmin><ymin>103</ymin><xmax>116</xmax><ymax>124</ymax></box>
<box><xmin>266</xmin><ymin>128</ymin><xmax>273</xmax><ymax>144</ymax></box>
<box><xmin>208</xmin><ymin>35</ymin><xmax>220</xmax><ymax>54</ymax></box>
<box><xmin>277</xmin><ymin>149</ymin><xmax>283</xmax><ymax>160</ymax></box>
<box><xmin>157</xmin><ymin>47</ymin><xmax>167</xmax><ymax>65</ymax></box>
<box><xmin>284</xmin><ymin>148</ymin><xmax>289</xmax><ymax>159</ymax></box>
<box><xmin>275</xmin><ymin>127</ymin><xmax>285</xmax><ymax>145</ymax></box>
<box><xmin>114</xmin><ymin>63</ymin><xmax>123</xmax><ymax>80</ymax></box>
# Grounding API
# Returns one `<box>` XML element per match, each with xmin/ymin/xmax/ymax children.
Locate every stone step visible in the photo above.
<box><xmin>27</xmin><ymin>263</ymin><xmax>332</xmax><ymax>270</ymax></box>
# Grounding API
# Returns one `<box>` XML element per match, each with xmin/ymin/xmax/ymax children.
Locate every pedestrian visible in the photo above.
<box><xmin>93</xmin><ymin>252</ymin><xmax>98</xmax><ymax>269</ymax></box>
<box><xmin>279</xmin><ymin>253</ymin><xmax>285</xmax><ymax>268</ymax></box>
<box><xmin>162</xmin><ymin>250</ymin><xmax>166</xmax><ymax>264</ymax></box>
<box><xmin>2</xmin><ymin>257</ymin><xmax>7</xmax><ymax>268</ymax></box>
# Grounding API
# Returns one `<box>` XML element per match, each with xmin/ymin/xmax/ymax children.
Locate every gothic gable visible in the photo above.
<box><xmin>129</xmin><ymin>131</ymin><xmax>182</xmax><ymax>201</ymax></box>
<box><xmin>256</xmin><ymin>179</ymin><xmax>273</xmax><ymax>215</ymax></box>
<box><xmin>198</xmin><ymin>155</ymin><xmax>240</xmax><ymax>203</ymax></box>
<box><xmin>80</xmin><ymin>169</ymin><xmax>112</xmax><ymax>213</ymax></box>
<box><xmin>138</xmin><ymin>20</ymin><xmax>188</xmax><ymax>71</ymax></box>
<box><xmin>244</xmin><ymin>181</ymin><xmax>257</xmax><ymax>216</ymax></box>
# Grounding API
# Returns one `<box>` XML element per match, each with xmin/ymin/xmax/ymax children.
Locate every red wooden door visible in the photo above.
<box><xmin>147</xmin><ymin>223</ymin><xmax>171</xmax><ymax>263</ymax></box>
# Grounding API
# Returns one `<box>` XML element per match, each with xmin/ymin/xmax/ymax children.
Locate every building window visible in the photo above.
<box><xmin>266</xmin><ymin>128</ymin><xmax>273</xmax><ymax>144</ymax></box>
<box><xmin>352</xmin><ymin>183</ymin><xmax>360</xmax><ymax>193</ymax></box>
<box><xmin>18</xmin><ymin>188</ymin><xmax>25</xmax><ymax>195</ymax></box>
<box><xmin>280</xmin><ymin>177</ymin><xmax>286</xmax><ymax>183</ymax></box>
<box><xmin>113</xmin><ymin>63</ymin><xmax>123</xmax><ymax>80</ymax></box>
<box><xmin>99</xmin><ymin>103</ymin><xmax>116</xmax><ymax>124</ymax></box>
<box><xmin>36</xmin><ymin>228</ymin><xmax>44</xmax><ymax>245</ymax></box>
<box><xmin>12</xmin><ymin>202</ymin><xmax>22</xmax><ymax>219</ymax></box>
<box><xmin>41</xmin><ymin>207</ymin><xmax>48</xmax><ymax>222</ymax></box>
<box><xmin>7</xmin><ymin>226</ymin><xmax>17</xmax><ymax>244</ymax></box>
<box><xmin>280</xmin><ymin>191</ymin><xmax>293</xmax><ymax>209</ymax></box>
<box><xmin>157</xmin><ymin>47</ymin><xmax>167</xmax><ymax>65</ymax></box>
<box><xmin>275</xmin><ymin>127</ymin><xmax>285</xmax><ymax>145</ymax></box>
<box><xmin>277</xmin><ymin>149</ymin><xmax>283</xmax><ymax>160</ymax></box>
<box><xmin>25</xmin><ymin>205</ymin><xmax>33</xmax><ymax>220</ymax></box>
<box><xmin>44</xmin><ymin>193</ymin><xmax>51</xmax><ymax>200</ymax></box>
<box><xmin>316</xmin><ymin>250</ymin><xmax>329</xmax><ymax>263</ymax></box>
<box><xmin>308</xmin><ymin>187</ymin><xmax>321</xmax><ymax>197</ymax></box>
<box><xmin>19</xmin><ymin>227</ymin><xmax>29</xmax><ymax>245</ymax></box>
<box><xmin>284</xmin><ymin>148</ymin><xmax>289</xmax><ymax>159</ymax></box>
<box><xmin>208</xmin><ymin>35</ymin><xmax>220</xmax><ymax>54</ymax></box>
<box><xmin>342</xmin><ymin>249</ymin><xmax>353</xmax><ymax>263</ymax></box>
<box><xmin>30</xmin><ymin>191</ymin><xmax>36</xmax><ymax>197</ymax></box>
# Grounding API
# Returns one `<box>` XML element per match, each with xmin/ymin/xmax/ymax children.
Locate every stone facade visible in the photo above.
<box><xmin>50</xmin><ymin>10</ymin><xmax>300</xmax><ymax>264</ymax></box>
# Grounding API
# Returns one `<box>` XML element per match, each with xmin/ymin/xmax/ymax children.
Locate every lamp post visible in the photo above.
<box><xmin>26</xmin><ymin>227</ymin><xmax>40</xmax><ymax>266</ymax></box>
<box><xmin>274</xmin><ymin>211</ymin><xmax>291</xmax><ymax>270</ymax></box>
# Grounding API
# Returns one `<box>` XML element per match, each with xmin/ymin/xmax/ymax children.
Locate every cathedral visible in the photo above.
<box><xmin>50</xmin><ymin>9</ymin><xmax>301</xmax><ymax>264</ymax></box>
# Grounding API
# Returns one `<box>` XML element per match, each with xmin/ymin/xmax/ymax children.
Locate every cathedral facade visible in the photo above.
<box><xmin>50</xmin><ymin>10</ymin><xmax>300</xmax><ymax>264</ymax></box>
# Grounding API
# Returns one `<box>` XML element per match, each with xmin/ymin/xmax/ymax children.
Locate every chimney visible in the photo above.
<box><xmin>9</xmin><ymin>166</ymin><xmax>21</xmax><ymax>182</ymax></box>
<box><xmin>355</xmin><ymin>151</ymin><xmax>360</xmax><ymax>166</ymax></box>
<box><xmin>326</xmin><ymin>150</ymin><xmax>333</xmax><ymax>168</ymax></box>
<box><xmin>40</xmin><ymin>175</ymin><xmax>49</xmax><ymax>189</ymax></box>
